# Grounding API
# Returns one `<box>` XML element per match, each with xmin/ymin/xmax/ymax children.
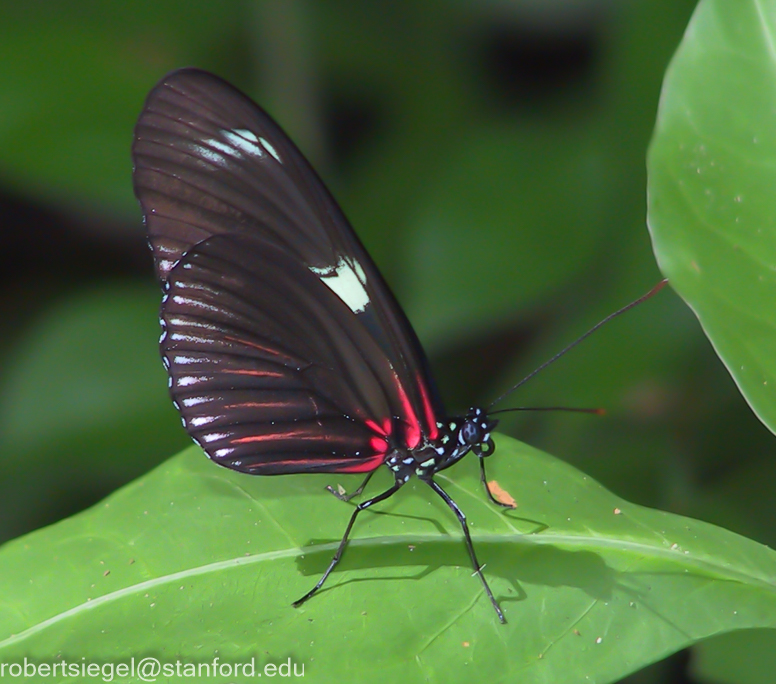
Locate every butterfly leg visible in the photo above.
<box><xmin>293</xmin><ymin>479</ymin><xmax>404</xmax><ymax>608</ymax></box>
<box><xmin>424</xmin><ymin>478</ymin><xmax>506</xmax><ymax>623</ymax></box>
<box><xmin>325</xmin><ymin>470</ymin><xmax>376</xmax><ymax>502</ymax></box>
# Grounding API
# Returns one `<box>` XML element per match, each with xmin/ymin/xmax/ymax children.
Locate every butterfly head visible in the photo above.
<box><xmin>460</xmin><ymin>407</ymin><xmax>498</xmax><ymax>458</ymax></box>
<box><xmin>423</xmin><ymin>407</ymin><xmax>498</xmax><ymax>476</ymax></box>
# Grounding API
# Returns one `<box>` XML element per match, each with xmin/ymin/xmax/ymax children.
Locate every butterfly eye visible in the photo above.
<box><xmin>460</xmin><ymin>420</ymin><xmax>482</xmax><ymax>445</ymax></box>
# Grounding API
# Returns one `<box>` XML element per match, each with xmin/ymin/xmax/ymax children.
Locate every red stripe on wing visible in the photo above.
<box><xmin>394</xmin><ymin>376</ymin><xmax>422</xmax><ymax>449</ymax></box>
<box><xmin>417</xmin><ymin>378</ymin><xmax>440</xmax><ymax>440</ymax></box>
<box><xmin>222</xmin><ymin>368</ymin><xmax>287</xmax><ymax>378</ymax></box>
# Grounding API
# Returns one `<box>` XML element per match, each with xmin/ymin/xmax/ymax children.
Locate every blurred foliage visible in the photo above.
<box><xmin>0</xmin><ymin>0</ymin><xmax>773</xmax><ymax>682</ymax></box>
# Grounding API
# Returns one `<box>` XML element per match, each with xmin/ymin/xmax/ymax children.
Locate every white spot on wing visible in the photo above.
<box><xmin>234</xmin><ymin>128</ymin><xmax>258</xmax><ymax>142</ymax></box>
<box><xmin>192</xmin><ymin>142</ymin><xmax>228</xmax><ymax>166</ymax></box>
<box><xmin>309</xmin><ymin>256</ymin><xmax>370</xmax><ymax>314</ymax></box>
<box><xmin>159</xmin><ymin>259</ymin><xmax>176</xmax><ymax>275</ymax></box>
<box><xmin>170</xmin><ymin>332</ymin><xmax>211</xmax><ymax>345</ymax></box>
<box><xmin>259</xmin><ymin>136</ymin><xmax>281</xmax><ymax>162</ymax></box>
<box><xmin>208</xmin><ymin>139</ymin><xmax>234</xmax><ymax>157</ymax></box>
<box><xmin>201</xmin><ymin>432</ymin><xmax>229</xmax><ymax>443</ymax></box>
<box><xmin>167</xmin><ymin>317</ymin><xmax>220</xmax><ymax>331</ymax></box>
<box><xmin>223</xmin><ymin>130</ymin><xmax>265</xmax><ymax>158</ymax></box>
<box><xmin>171</xmin><ymin>295</ymin><xmax>222</xmax><ymax>314</ymax></box>
<box><xmin>173</xmin><ymin>355</ymin><xmax>201</xmax><ymax>365</ymax></box>
<box><xmin>182</xmin><ymin>396</ymin><xmax>212</xmax><ymax>407</ymax></box>
<box><xmin>178</xmin><ymin>375</ymin><xmax>208</xmax><ymax>387</ymax></box>
<box><xmin>190</xmin><ymin>416</ymin><xmax>217</xmax><ymax>427</ymax></box>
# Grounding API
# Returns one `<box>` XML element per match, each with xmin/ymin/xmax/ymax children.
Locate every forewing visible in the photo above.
<box><xmin>133</xmin><ymin>68</ymin><xmax>444</xmax><ymax>456</ymax></box>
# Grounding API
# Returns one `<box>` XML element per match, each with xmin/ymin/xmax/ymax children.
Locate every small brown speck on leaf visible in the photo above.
<box><xmin>487</xmin><ymin>480</ymin><xmax>517</xmax><ymax>508</ymax></box>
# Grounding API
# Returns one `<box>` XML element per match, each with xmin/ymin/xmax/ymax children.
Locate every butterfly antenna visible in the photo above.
<box><xmin>489</xmin><ymin>406</ymin><xmax>605</xmax><ymax>416</ymax></box>
<box><xmin>487</xmin><ymin>279</ymin><xmax>668</xmax><ymax>410</ymax></box>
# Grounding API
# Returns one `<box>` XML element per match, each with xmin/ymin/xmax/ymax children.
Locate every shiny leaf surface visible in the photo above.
<box><xmin>2</xmin><ymin>436</ymin><xmax>775</xmax><ymax>683</ymax></box>
<box><xmin>648</xmin><ymin>0</ymin><xmax>776</xmax><ymax>435</ymax></box>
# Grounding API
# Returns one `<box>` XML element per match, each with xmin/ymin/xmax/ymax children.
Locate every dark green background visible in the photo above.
<box><xmin>0</xmin><ymin>1</ymin><xmax>770</xmax><ymax>682</ymax></box>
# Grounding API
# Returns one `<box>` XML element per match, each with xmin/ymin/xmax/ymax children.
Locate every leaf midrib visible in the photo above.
<box><xmin>1</xmin><ymin>531</ymin><xmax>772</xmax><ymax>649</ymax></box>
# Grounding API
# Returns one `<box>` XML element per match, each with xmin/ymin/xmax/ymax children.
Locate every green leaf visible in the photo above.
<box><xmin>647</xmin><ymin>0</ymin><xmax>776</xmax><ymax>435</ymax></box>
<box><xmin>2</xmin><ymin>435</ymin><xmax>775</xmax><ymax>683</ymax></box>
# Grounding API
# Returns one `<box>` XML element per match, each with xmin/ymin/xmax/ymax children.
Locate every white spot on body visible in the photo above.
<box><xmin>190</xmin><ymin>416</ymin><xmax>217</xmax><ymax>427</ymax></box>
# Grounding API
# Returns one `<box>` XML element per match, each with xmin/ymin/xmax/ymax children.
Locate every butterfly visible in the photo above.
<box><xmin>132</xmin><ymin>68</ymin><xmax>665</xmax><ymax>623</ymax></box>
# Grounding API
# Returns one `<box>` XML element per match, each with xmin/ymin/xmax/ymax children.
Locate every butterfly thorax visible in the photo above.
<box><xmin>385</xmin><ymin>407</ymin><xmax>498</xmax><ymax>483</ymax></box>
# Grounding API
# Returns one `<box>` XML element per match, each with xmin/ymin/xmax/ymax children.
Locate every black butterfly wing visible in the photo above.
<box><xmin>132</xmin><ymin>68</ymin><xmax>443</xmax><ymax>472</ymax></box>
<box><xmin>162</xmin><ymin>233</ymin><xmax>399</xmax><ymax>473</ymax></box>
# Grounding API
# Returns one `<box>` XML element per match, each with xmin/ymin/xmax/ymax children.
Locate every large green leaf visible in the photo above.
<box><xmin>647</xmin><ymin>0</ymin><xmax>776</xmax><ymax>435</ymax></box>
<box><xmin>2</xmin><ymin>435</ymin><xmax>775</xmax><ymax>683</ymax></box>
